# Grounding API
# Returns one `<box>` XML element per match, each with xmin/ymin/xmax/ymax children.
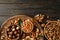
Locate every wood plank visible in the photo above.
<box><xmin>0</xmin><ymin>0</ymin><xmax>47</xmax><ymax>4</ymax></box>
<box><xmin>0</xmin><ymin>4</ymin><xmax>47</xmax><ymax>15</ymax></box>
<box><xmin>0</xmin><ymin>7</ymin><xmax>59</xmax><ymax>17</ymax></box>
<box><xmin>0</xmin><ymin>4</ymin><xmax>47</xmax><ymax>8</ymax></box>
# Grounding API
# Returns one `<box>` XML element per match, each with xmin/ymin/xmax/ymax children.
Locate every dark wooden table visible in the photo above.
<box><xmin>0</xmin><ymin>0</ymin><xmax>60</xmax><ymax>26</ymax></box>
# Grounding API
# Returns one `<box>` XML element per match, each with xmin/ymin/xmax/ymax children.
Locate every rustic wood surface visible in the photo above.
<box><xmin>0</xmin><ymin>0</ymin><xmax>60</xmax><ymax>26</ymax></box>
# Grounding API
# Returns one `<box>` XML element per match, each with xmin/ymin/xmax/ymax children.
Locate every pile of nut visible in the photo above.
<box><xmin>34</xmin><ymin>14</ymin><xmax>60</xmax><ymax>40</ymax></box>
<box><xmin>0</xmin><ymin>15</ymin><xmax>43</xmax><ymax>40</ymax></box>
<box><xmin>7</xmin><ymin>25</ymin><xmax>21</xmax><ymax>40</ymax></box>
<box><xmin>1</xmin><ymin>14</ymin><xmax>60</xmax><ymax>40</ymax></box>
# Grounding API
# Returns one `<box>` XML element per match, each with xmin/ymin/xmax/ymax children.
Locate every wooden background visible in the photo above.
<box><xmin>0</xmin><ymin>0</ymin><xmax>60</xmax><ymax>26</ymax></box>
